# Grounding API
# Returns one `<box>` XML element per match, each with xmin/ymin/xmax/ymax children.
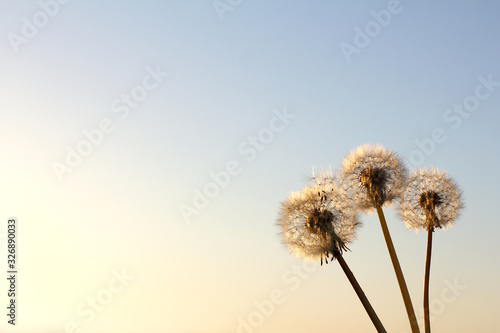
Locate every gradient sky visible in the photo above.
<box><xmin>0</xmin><ymin>1</ymin><xmax>499</xmax><ymax>332</ymax></box>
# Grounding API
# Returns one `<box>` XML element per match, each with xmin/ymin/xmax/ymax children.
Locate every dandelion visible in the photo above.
<box><xmin>341</xmin><ymin>144</ymin><xmax>408</xmax><ymax>211</ymax></box>
<box><xmin>399</xmin><ymin>169</ymin><xmax>464</xmax><ymax>333</ymax></box>
<box><xmin>278</xmin><ymin>180</ymin><xmax>359</xmax><ymax>264</ymax></box>
<box><xmin>340</xmin><ymin>144</ymin><xmax>420</xmax><ymax>333</ymax></box>
<box><xmin>277</xmin><ymin>173</ymin><xmax>387</xmax><ymax>333</ymax></box>
<box><xmin>399</xmin><ymin>168</ymin><xmax>463</xmax><ymax>231</ymax></box>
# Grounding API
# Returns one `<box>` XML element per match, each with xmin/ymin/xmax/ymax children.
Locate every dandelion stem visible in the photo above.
<box><xmin>336</xmin><ymin>253</ymin><xmax>387</xmax><ymax>333</ymax></box>
<box><xmin>376</xmin><ymin>206</ymin><xmax>420</xmax><ymax>333</ymax></box>
<box><xmin>423</xmin><ymin>228</ymin><xmax>433</xmax><ymax>333</ymax></box>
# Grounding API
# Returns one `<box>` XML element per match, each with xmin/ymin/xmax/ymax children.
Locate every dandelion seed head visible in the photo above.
<box><xmin>399</xmin><ymin>168</ymin><xmax>464</xmax><ymax>231</ymax></box>
<box><xmin>277</xmin><ymin>173</ymin><xmax>361</xmax><ymax>264</ymax></box>
<box><xmin>310</xmin><ymin>166</ymin><xmax>336</xmax><ymax>188</ymax></box>
<box><xmin>341</xmin><ymin>144</ymin><xmax>408</xmax><ymax>212</ymax></box>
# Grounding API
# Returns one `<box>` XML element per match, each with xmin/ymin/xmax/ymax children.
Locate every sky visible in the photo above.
<box><xmin>0</xmin><ymin>1</ymin><xmax>499</xmax><ymax>332</ymax></box>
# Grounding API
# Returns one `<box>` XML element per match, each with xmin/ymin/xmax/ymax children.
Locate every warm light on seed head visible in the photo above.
<box><xmin>277</xmin><ymin>172</ymin><xmax>361</xmax><ymax>265</ymax></box>
<box><xmin>399</xmin><ymin>168</ymin><xmax>463</xmax><ymax>231</ymax></box>
<box><xmin>341</xmin><ymin>144</ymin><xmax>408</xmax><ymax>212</ymax></box>
<box><xmin>306</xmin><ymin>209</ymin><xmax>335</xmax><ymax>235</ymax></box>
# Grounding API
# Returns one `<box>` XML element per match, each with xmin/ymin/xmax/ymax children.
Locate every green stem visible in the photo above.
<box><xmin>336</xmin><ymin>254</ymin><xmax>387</xmax><ymax>333</ymax></box>
<box><xmin>423</xmin><ymin>228</ymin><xmax>433</xmax><ymax>333</ymax></box>
<box><xmin>376</xmin><ymin>206</ymin><xmax>420</xmax><ymax>333</ymax></box>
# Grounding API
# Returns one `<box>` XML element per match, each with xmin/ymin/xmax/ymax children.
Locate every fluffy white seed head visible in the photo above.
<box><xmin>277</xmin><ymin>173</ymin><xmax>361</xmax><ymax>264</ymax></box>
<box><xmin>340</xmin><ymin>144</ymin><xmax>408</xmax><ymax>212</ymax></box>
<box><xmin>398</xmin><ymin>168</ymin><xmax>464</xmax><ymax>231</ymax></box>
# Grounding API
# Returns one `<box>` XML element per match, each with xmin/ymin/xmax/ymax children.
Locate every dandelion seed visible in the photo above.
<box><xmin>277</xmin><ymin>177</ymin><xmax>360</xmax><ymax>264</ymax></box>
<box><xmin>399</xmin><ymin>168</ymin><xmax>464</xmax><ymax>231</ymax></box>
<box><xmin>341</xmin><ymin>144</ymin><xmax>408</xmax><ymax>211</ymax></box>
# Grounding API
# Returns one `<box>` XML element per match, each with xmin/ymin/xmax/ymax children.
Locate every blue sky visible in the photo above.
<box><xmin>0</xmin><ymin>1</ymin><xmax>499</xmax><ymax>332</ymax></box>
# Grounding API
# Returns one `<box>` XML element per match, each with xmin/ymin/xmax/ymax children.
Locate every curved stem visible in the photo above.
<box><xmin>424</xmin><ymin>228</ymin><xmax>434</xmax><ymax>333</ymax></box>
<box><xmin>336</xmin><ymin>254</ymin><xmax>387</xmax><ymax>333</ymax></box>
<box><xmin>376</xmin><ymin>206</ymin><xmax>420</xmax><ymax>333</ymax></box>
